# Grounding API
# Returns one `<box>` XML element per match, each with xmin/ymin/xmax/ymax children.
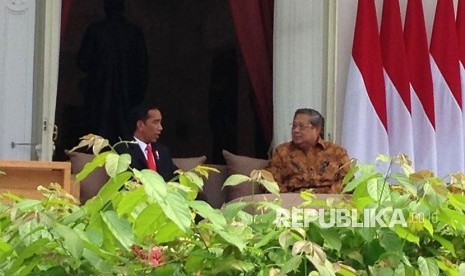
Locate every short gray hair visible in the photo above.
<box><xmin>294</xmin><ymin>108</ymin><xmax>324</xmax><ymax>139</ymax></box>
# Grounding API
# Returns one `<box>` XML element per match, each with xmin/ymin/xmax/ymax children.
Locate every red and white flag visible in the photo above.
<box><xmin>457</xmin><ymin>0</ymin><xmax>465</xmax><ymax>165</ymax></box>
<box><xmin>404</xmin><ymin>0</ymin><xmax>437</xmax><ymax>173</ymax></box>
<box><xmin>342</xmin><ymin>0</ymin><xmax>389</xmax><ymax>164</ymax></box>
<box><xmin>380</xmin><ymin>0</ymin><xmax>415</xmax><ymax>165</ymax></box>
<box><xmin>430</xmin><ymin>0</ymin><xmax>465</xmax><ymax>176</ymax></box>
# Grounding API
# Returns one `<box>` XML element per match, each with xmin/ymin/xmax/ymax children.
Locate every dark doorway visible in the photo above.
<box><xmin>208</xmin><ymin>48</ymin><xmax>238</xmax><ymax>163</ymax></box>
<box><xmin>55</xmin><ymin>0</ymin><xmax>267</xmax><ymax>162</ymax></box>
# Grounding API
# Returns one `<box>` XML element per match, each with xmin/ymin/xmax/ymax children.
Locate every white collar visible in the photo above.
<box><xmin>134</xmin><ymin>137</ymin><xmax>150</xmax><ymax>157</ymax></box>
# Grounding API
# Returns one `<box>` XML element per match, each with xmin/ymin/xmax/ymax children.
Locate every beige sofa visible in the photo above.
<box><xmin>67</xmin><ymin>150</ymin><xmax>270</xmax><ymax>208</ymax></box>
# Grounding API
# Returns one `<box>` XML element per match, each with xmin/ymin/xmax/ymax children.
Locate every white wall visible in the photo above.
<box><xmin>0</xmin><ymin>0</ymin><xmax>35</xmax><ymax>159</ymax></box>
<box><xmin>273</xmin><ymin>0</ymin><xmax>326</xmax><ymax>147</ymax></box>
<box><xmin>0</xmin><ymin>0</ymin><xmax>60</xmax><ymax>160</ymax></box>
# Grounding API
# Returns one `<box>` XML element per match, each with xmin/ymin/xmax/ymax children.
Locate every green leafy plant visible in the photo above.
<box><xmin>1</xmin><ymin>135</ymin><xmax>465</xmax><ymax>275</ymax></box>
<box><xmin>296</xmin><ymin>154</ymin><xmax>465</xmax><ymax>275</ymax></box>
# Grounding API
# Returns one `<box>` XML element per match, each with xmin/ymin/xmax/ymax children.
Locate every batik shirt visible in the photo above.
<box><xmin>266</xmin><ymin>139</ymin><xmax>350</xmax><ymax>193</ymax></box>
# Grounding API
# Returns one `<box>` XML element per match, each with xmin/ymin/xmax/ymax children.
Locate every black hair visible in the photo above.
<box><xmin>294</xmin><ymin>108</ymin><xmax>325</xmax><ymax>139</ymax></box>
<box><xmin>130</xmin><ymin>103</ymin><xmax>160</xmax><ymax>132</ymax></box>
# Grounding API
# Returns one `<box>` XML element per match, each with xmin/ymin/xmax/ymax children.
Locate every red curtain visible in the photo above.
<box><xmin>61</xmin><ymin>0</ymin><xmax>75</xmax><ymax>43</ymax></box>
<box><xmin>229</xmin><ymin>0</ymin><xmax>274</xmax><ymax>146</ymax></box>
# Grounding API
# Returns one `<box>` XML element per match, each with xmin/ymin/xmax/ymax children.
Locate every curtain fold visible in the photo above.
<box><xmin>60</xmin><ymin>0</ymin><xmax>75</xmax><ymax>43</ymax></box>
<box><xmin>229</xmin><ymin>0</ymin><xmax>274</xmax><ymax>146</ymax></box>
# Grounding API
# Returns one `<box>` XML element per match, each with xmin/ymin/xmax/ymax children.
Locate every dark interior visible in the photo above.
<box><xmin>55</xmin><ymin>0</ymin><xmax>268</xmax><ymax>164</ymax></box>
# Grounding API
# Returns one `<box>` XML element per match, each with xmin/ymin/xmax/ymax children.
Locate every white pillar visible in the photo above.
<box><xmin>273</xmin><ymin>0</ymin><xmax>327</xmax><ymax>147</ymax></box>
<box><xmin>36</xmin><ymin>0</ymin><xmax>61</xmax><ymax>160</ymax></box>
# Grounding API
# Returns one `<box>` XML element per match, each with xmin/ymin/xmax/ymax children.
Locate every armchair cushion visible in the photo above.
<box><xmin>172</xmin><ymin>156</ymin><xmax>207</xmax><ymax>171</ymax></box>
<box><xmin>65</xmin><ymin>150</ymin><xmax>109</xmax><ymax>204</ymax></box>
<box><xmin>222</xmin><ymin>150</ymin><xmax>270</xmax><ymax>201</ymax></box>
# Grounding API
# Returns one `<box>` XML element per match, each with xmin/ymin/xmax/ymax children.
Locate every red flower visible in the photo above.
<box><xmin>148</xmin><ymin>246</ymin><xmax>165</xmax><ymax>267</ymax></box>
<box><xmin>132</xmin><ymin>244</ymin><xmax>166</xmax><ymax>267</ymax></box>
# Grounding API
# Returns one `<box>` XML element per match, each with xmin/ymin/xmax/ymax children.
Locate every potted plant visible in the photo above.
<box><xmin>1</xmin><ymin>135</ymin><xmax>465</xmax><ymax>275</ymax></box>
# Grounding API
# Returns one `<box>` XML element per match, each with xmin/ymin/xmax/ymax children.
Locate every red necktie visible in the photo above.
<box><xmin>146</xmin><ymin>144</ymin><xmax>157</xmax><ymax>171</ymax></box>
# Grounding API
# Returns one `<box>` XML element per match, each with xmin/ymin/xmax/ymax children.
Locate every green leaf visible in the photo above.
<box><xmin>393</xmin><ymin>225</ymin><xmax>419</xmax><ymax>244</ymax></box>
<box><xmin>84</xmin><ymin>228</ymin><xmax>104</xmax><ymax>247</ymax></box>
<box><xmin>76</xmin><ymin>151</ymin><xmax>110</xmax><ymax>181</ymax></box>
<box><xmin>222</xmin><ymin>201</ymin><xmax>248</xmax><ymax>220</ymax></box>
<box><xmin>136</xmin><ymin>169</ymin><xmax>167</xmax><ymax>202</ymax></box>
<box><xmin>189</xmin><ymin>200</ymin><xmax>227</xmax><ymax>229</ymax></box>
<box><xmin>82</xmin><ymin>248</ymin><xmax>113</xmax><ymax>273</ymax></box>
<box><xmin>216</xmin><ymin>228</ymin><xmax>247</xmax><ymax>252</ymax></box>
<box><xmin>437</xmin><ymin>259</ymin><xmax>458</xmax><ymax>276</ymax></box>
<box><xmin>343</xmin><ymin>164</ymin><xmax>358</xmax><ymax>186</ymax></box>
<box><xmin>260</xmin><ymin>179</ymin><xmax>280</xmax><ymax>195</ymax></box>
<box><xmin>194</xmin><ymin>165</ymin><xmax>220</xmax><ymax>179</ymax></box>
<box><xmin>116</xmin><ymin>187</ymin><xmax>147</xmax><ymax>218</ymax></box>
<box><xmin>60</xmin><ymin>208</ymin><xmax>86</xmax><ymax>225</ymax></box>
<box><xmin>423</xmin><ymin>218</ymin><xmax>434</xmax><ymax>237</ymax></box>
<box><xmin>87</xmin><ymin>213</ymin><xmax>118</xmax><ymax>253</ymax></box>
<box><xmin>423</xmin><ymin>183</ymin><xmax>447</xmax><ymax>207</ymax></box>
<box><xmin>347</xmin><ymin>251</ymin><xmax>364</xmax><ymax>265</ymax></box>
<box><xmin>178</xmin><ymin>173</ymin><xmax>201</xmax><ymax>200</ymax></box>
<box><xmin>306</xmin><ymin>244</ymin><xmax>336</xmax><ymax>276</ymax></box>
<box><xmin>210</xmin><ymin>255</ymin><xmax>255</xmax><ymax>273</ymax></box>
<box><xmin>370</xmin><ymin>267</ymin><xmax>394</xmax><ymax>276</ymax></box>
<box><xmin>84</xmin><ymin>171</ymin><xmax>131</xmax><ymax>216</ymax></box>
<box><xmin>254</xmin><ymin>229</ymin><xmax>283</xmax><ymax>248</ymax></box>
<box><xmin>448</xmin><ymin>193</ymin><xmax>465</xmax><ymax>211</ymax></box>
<box><xmin>378</xmin><ymin>228</ymin><xmax>403</xmax><ymax>252</ymax></box>
<box><xmin>92</xmin><ymin>135</ymin><xmax>110</xmax><ymax>154</ymax></box>
<box><xmin>9</xmin><ymin>258</ymin><xmax>41</xmax><ymax>276</ymax></box>
<box><xmin>279</xmin><ymin>230</ymin><xmax>293</xmax><ymax>250</ymax></box>
<box><xmin>319</xmin><ymin>227</ymin><xmax>342</xmax><ymax>251</ymax></box>
<box><xmin>362</xmin><ymin>240</ymin><xmax>385</xmax><ymax>266</ymax></box>
<box><xmin>391</xmin><ymin>173</ymin><xmax>418</xmax><ymax>197</ymax></box>
<box><xmin>180</xmin><ymin>171</ymin><xmax>204</xmax><ymax>189</ymax></box>
<box><xmin>223</xmin><ymin>174</ymin><xmax>251</xmax><ymax>188</ymax></box>
<box><xmin>105</xmin><ymin>152</ymin><xmax>131</xmax><ymax>177</ymax></box>
<box><xmin>185</xmin><ymin>253</ymin><xmax>206</xmax><ymax>274</ymax></box>
<box><xmin>358</xmin><ymin>226</ymin><xmax>376</xmax><ymax>242</ymax></box>
<box><xmin>459</xmin><ymin>263</ymin><xmax>465</xmax><ymax>276</ymax></box>
<box><xmin>433</xmin><ymin>234</ymin><xmax>456</xmax><ymax>257</ymax></box>
<box><xmin>300</xmin><ymin>190</ymin><xmax>316</xmax><ymax>201</ymax></box>
<box><xmin>14</xmin><ymin>198</ymin><xmax>42</xmax><ymax>211</ymax></box>
<box><xmin>53</xmin><ymin>223</ymin><xmax>84</xmax><ymax>259</ymax></box>
<box><xmin>133</xmin><ymin>203</ymin><xmax>165</xmax><ymax>237</ymax></box>
<box><xmin>342</xmin><ymin>165</ymin><xmax>378</xmax><ymax>193</ymax></box>
<box><xmin>155</xmin><ymin>220</ymin><xmax>186</xmax><ymax>243</ymax></box>
<box><xmin>393</xmin><ymin>262</ymin><xmax>405</xmax><ymax>276</ymax></box>
<box><xmin>418</xmin><ymin>256</ymin><xmax>439</xmax><ymax>276</ymax></box>
<box><xmin>376</xmin><ymin>154</ymin><xmax>391</xmax><ymax>163</ymax></box>
<box><xmin>354</xmin><ymin>196</ymin><xmax>376</xmax><ymax>210</ymax></box>
<box><xmin>335</xmin><ymin>263</ymin><xmax>357</xmax><ymax>276</ymax></box>
<box><xmin>100</xmin><ymin>210</ymin><xmax>134</xmax><ymax>250</ymax></box>
<box><xmin>438</xmin><ymin>207</ymin><xmax>465</xmax><ymax>229</ymax></box>
<box><xmin>159</xmin><ymin>190</ymin><xmax>192</xmax><ymax>232</ymax></box>
<box><xmin>280</xmin><ymin>255</ymin><xmax>302</xmax><ymax>275</ymax></box>
<box><xmin>154</xmin><ymin>263</ymin><xmax>184</xmax><ymax>275</ymax></box>
<box><xmin>6</xmin><ymin>238</ymin><xmax>49</xmax><ymax>273</ymax></box>
<box><xmin>0</xmin><ymin>240</ymin><xmax>12</xmax><ymax>254</ymax></box>
<box><xmin>367</xmin><ymin>178</ymin><xmax>391</xmax><ymax>202</ymax></box>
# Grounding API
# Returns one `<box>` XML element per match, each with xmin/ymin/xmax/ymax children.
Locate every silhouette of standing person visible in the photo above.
<box><xmin>77</xmin><ymin>0</ymin><xmax>148</xmax><ymax>143</ymax></box>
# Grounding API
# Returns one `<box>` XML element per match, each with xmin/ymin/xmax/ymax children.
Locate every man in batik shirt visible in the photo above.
<box><xmin>266</xmin><ymin>108</ymin><xmax>350</xmax><ymax>193</ymax></box>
